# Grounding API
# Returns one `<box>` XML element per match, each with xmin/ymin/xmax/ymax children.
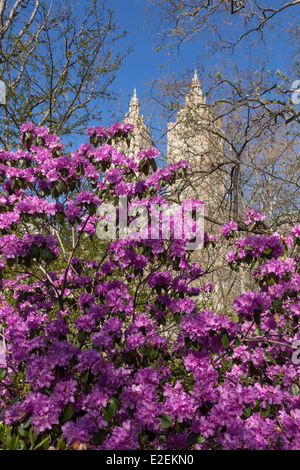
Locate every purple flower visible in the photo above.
<box><xmin>26</xmin><ymin>355</ymin><xmax>56</xmax><ymax>390</ymax></box>
<box><xmin>115</xmin><ymin>181</ymin><xmax>135</xmax><ymax>197</ymax></box>
<box><xmin>100</xmin><ymin>419</ymin><xmax>140</xmax><ymax>450</ymax></box>
<box><xmin>291</xmin><ymin>224</ymin><xmax>300</xmax><ymax>239</ymax></box>
<box><xmin>76</xmin><ymin>349</ymin><xmax>103</xmax><ymax>374</ymax></box>
<box><xmin>105</xmin><ymin>168</ymin><xmax>124</xmax><ymax>184</ymax></box>
<box><xmin>65</xmin><ymin>200</ymin><xmax>82</xmax><ymax>222</ymax></box>
<box><xmin>221</xmin><ymin>220</ymin><xmax>238</xmax><ymax>237</ymax></box>
<box><xmin>87</xmin><ymin>125</ymin><xmax>108</xmax><ymax>140</ymax></box>
<box><xmin>244</xmin><ymin>209</ymin><xmax>266</xmax><ymax>226</ymax></box>
<box><xmin>162</xmin><ymin>381</ymin><xmax>197</xmax><ymax>423</ymax></box>
<box><xmin>62</xmin><ymin>419</ymin><xmax>92</xmax><ymax>446</ymax></box>
<box><xmin>92</xmin><ymin>318</ymin><xmax>123</xmax><ymax>349</ymax></box>
<box><xmin>260</xmin><ymin>258</ymin><xmax>296</xmax><ymax>279</ymax></box>
<box><xmin>233</xmin><ymin>291</ymin><xmax>271</xmax><ymax>318</ymax></box>
<box><xmin>107</xmin><ymin>122</ymin><xmax>134</xmax><ymax>137</ymax></box>
<box><xmin>137</xmin><ymin>147</ymin><xmax>160</xmax><ymax>161</ymax></box>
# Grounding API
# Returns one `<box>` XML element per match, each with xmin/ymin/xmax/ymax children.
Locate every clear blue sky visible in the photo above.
<box><xmin>107</xmin><ymin>0</ymin><xmax>162</xmax><ymax>99</ymax></box>
<box><xmin>104</xmin><ymin>0</ymin><xmax>296</xmax><ymax>126</ymax></box>
<box><xmin>105</xmin><ymin>0</ymin><xmax>196</xmax><ymax>122</ymax></box>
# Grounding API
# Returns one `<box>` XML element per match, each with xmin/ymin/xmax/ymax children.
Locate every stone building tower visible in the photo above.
<box><xmin>121</xmin><ymin>73</ymin><xmax>227</xmax><ymax>234</ymax></box>
<box><xmin>122</xmin><ymin>88</ymin><xmax>152</xmax><ymax>156</ymax></box>
<box><xmin>167</xmin><ymin>70</ymin><xmax>225</xmax><ymax>220</ymax></box>
<box><xmin>121</xmin><ymin>75</ymin><xmax>242</xmax><ymax>312</ymax></box>
<box><xmin>167</xmin><ymin>71</ymin><xmax>235</xmax><ymax>311</ymax></box>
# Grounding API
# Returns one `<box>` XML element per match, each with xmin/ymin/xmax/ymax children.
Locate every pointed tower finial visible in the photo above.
<box><xmin>187</xmin><ymin>68</ymin><xmax>203</xmax><ymax>105</ymax></box>
<box><xmin>127</xmin><ymin>86</ymin><xmax>140</xmax><ymax>120</ymax></box>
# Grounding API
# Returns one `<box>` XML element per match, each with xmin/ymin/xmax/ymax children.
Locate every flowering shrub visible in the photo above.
<box><xmin>0</xmin><ymin>122</ymin><xmax>299</xmax><ymax>450</ymax></box>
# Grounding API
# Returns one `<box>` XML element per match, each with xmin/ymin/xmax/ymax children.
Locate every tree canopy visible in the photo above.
<box><xmin>0</xmin><ymin>0</ymin><xmax>132</xmax><ymax>149</ymax></box>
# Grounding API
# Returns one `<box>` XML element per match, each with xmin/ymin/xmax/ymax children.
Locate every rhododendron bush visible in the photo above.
<box><xmin>0</xmin><ymin>122</ymin><xmax>299</xmax><ymax>450</ymax></box>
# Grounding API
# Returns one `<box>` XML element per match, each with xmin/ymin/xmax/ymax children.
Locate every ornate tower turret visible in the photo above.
<box><xmin>186</xmin><ymin>69</ymin><xmax>205</xmax><ymax>107</ymax></box>
<box><xmin>167</xmin><ymin>71</ymin><xmax>233</xmax><ymax>312</ymax></box>
<box><xmin>126</xmin><ymin>88</ymin><xmax>140</xmax><ymax>121</ymax></box>
<box><xmin>167</xmin><ymin>70</ymin><xmax>225</xmax><ymax>213</ymax></box>
<box><xmin>123</xmin><ymin>88</ymin><xmax>152</xmax><ymax>157</ymax></box>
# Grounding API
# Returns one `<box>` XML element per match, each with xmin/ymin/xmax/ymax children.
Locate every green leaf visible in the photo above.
<box><xmin>190</xmin><ymin>340</ymin><xmax>200</xmax><ymax>351</ymax></box>
<box><xmin>87</xmin><ymin>202</ymin><xmax>97</xmax><ymax>216</ymax></box>
<box><xmin>248</xmin><ymin>221</ymin><xmax>257</xmax><ymax>232</ymax></box>
<box><xmin>139</xmin><ymin>346</ymin><xmax>147</xmax><ymax>356</ymax></box>
<box><xmin>93</xmin><ymin>430</ymin><xmax>106</xmax><ymax>446</ymax></box>
<box><xmin>137</xmin><ymin>245</ymin><xmax>144</xmax><ymax>255</ymax></box>
<box><xmin>28</xmin><ymin>427</ymin><xmax>37</xmax><ymax>447</ymax></box>
<box><xmin>20</xmin><ymin>416</ymin><xmax>32</xmax><ymax>429</ymax></box>
<box><xmin>82</xmin><ymin>370</ymin><xmax>90</xmax><ymax>383</ymax></box>
<box><xmin>271</xmin><ymin>299</ymin><xmax>283</xmax><ymax>314</ymax></box>
<box><xmin>34</xmin><ymin>435</ymin><xmax>50</xmax><ymax>450</ymax></box>
<box><xmin>8</xmin><ymin>434</ymin><xmax>19</xmax><ymax>450</ymax></box>
<box><xmin>77</xmin><ymin>329</ymin><xmax>86</xmax><ymax>344</ymax></box>
<box><xmin>187</xmin><ymin>433</ymin><xmax>198</xmax><ymax>446</ymax></box>
<box><xmin>160</xmin><ymin>413</ymin><xmax>173</xmax><ymax>429</ymax></box>
<box><xmin>244</xmin><ymin>245</ymin><xmax>254</xmax><ymax>251</ymax></box>
<box><xmin>55</xmin><ymin>212</ymin><xmax>65</xmax><ymax>225</ymax></box>
<box><xmin>147</xmin><ymin>348</ymin><xmax>159</xmax><ymax>360</ymax></box>
<box><xmin>174</xmin><ymin>313</ymin><xmax>181</xmax><ymax>324</ymax></box>
<box><xmin>254</xmin><ymin>309</ymin><xmax>261</xmax><ymax>325</ymax></box>
<box><xmin>103</xmin><ymin>405</ymin><xmax>113</xmax><ymax>422</ymax></box>
<box><xmin>265</xmin><ymin>354</ymin><xmax>277</xmax><ymax>364</ymax></box>
<box><xmin>197</xmin><ymin>435</ymin><xmax>206</xmax><ymax>444</ymax></box>
<box><xmin>108</xmin><ymin>397</ymin><xmax>121</xmax><ymax>411</ymax></box>
<box><xmin>57</xmin><ymin>436</ymin><xmax>66</xmax><ymax>450</ymax></box>
<box><xmin>221</xmin><ymin>332</ymin><xmax>230</xmax><ymax>349</ymax></box>
<box><xmin>56</xmin><ymin>180</ymin><xmax>66</xmax><ymax>196</ymax></box>
<box><xmin>17</xmin><ymin>426</ymin><xmax>28</xmax><ymax>438</ymax></box>
<box><xmin>150</xmin><ymin>159</ymin><xmax>157</xmax><ymax>172</ymax></box>
<box><xmin>42</xmin><ymin>246</ymin><xmax>53</xmax><ymax>264</ymax></box>
<box><xmin>63</xmin><ymin>403</ymin><xmax>74</xmax><ymax>421</ymax></box>
<box><xmin>175</xmin><ymin>420</ymin><xmax>184</xmax><ymax>433</ymax></box>
<box><xmin>263</xmin><ymin>248</ymin><xmax>272</xmax><ymax>255</ymax></box>
<box><xmin>290</xmin><ymin>383</ymin><xmax>300</xmax><ymax>397</ymax></box>
<box><xmin>260</xmin><ymin>403</ymin><xmax>271</xmax><ymax>418</ymax></box>
<box><xmin>148</xmin><ymin>184</ymin><xmax>157</xmax><ymax>195</ymax></box>
<box><xmin>11</xmin><ymin>372</ymin><xmax>19</xmax><ymax>386</ymax></box>
<box><xmin>243</xmin><ymin>406</ymin><xmax>251</xmax><ymax>418</ymax></box>
<box><xmin>141</xmin><ymin>161</ymin><xmax>150</xmax><ymax>176</ymax></box>
<box><xmin>18</xmin><ymin>439</ymin><xmax>27</xmax><ymax>450</ymax></box>
<box><xmin>29</xmin><ymin>244</ymin><xmax>39</xmax><ymax>259</ymax></box>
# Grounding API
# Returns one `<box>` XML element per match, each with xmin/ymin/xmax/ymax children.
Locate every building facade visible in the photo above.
<box><xmin>123</xmin><ymin>72</ymin><xmax>226</xmax><ymax>214</ymax></box>
<box><xmin>122</xmin><ymin>73</ymin><xmax>246</xmax><ymax>312</ymax></box>
<box><xmin>123</xmin><ymin>88</ymin><xmax>152</xmax><ymax>156</ymax></box>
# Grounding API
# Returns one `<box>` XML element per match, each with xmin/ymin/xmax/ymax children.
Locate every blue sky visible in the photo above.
<box><xmin>107</xmin><ymin>0</ymin><xmax>161</xmax><ymax>99</ymax></box>
<box><xmin>103</xmin><ymin>0</ymin><xmax>298</xmax><ymax>126</ymax></box>
<box><xmin>105</xmin><ymin>0</ymin><xmax>196</xmax><ymax>122</ymax></box>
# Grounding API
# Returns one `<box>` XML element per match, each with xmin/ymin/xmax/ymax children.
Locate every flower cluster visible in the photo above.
<box><xmin>0</xmin><ymin>122</ymin><xmax>299</xmax><ymax>451</ymax></box>
<box><xmin>244</xmin><ymin>209</ymin><xmax>266</xmax><ymax>226</ymax></box>
<box><xmin>221</xmin><ymin>220</ymin><xmax>238</xmax><ymax>238</ymax></box>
